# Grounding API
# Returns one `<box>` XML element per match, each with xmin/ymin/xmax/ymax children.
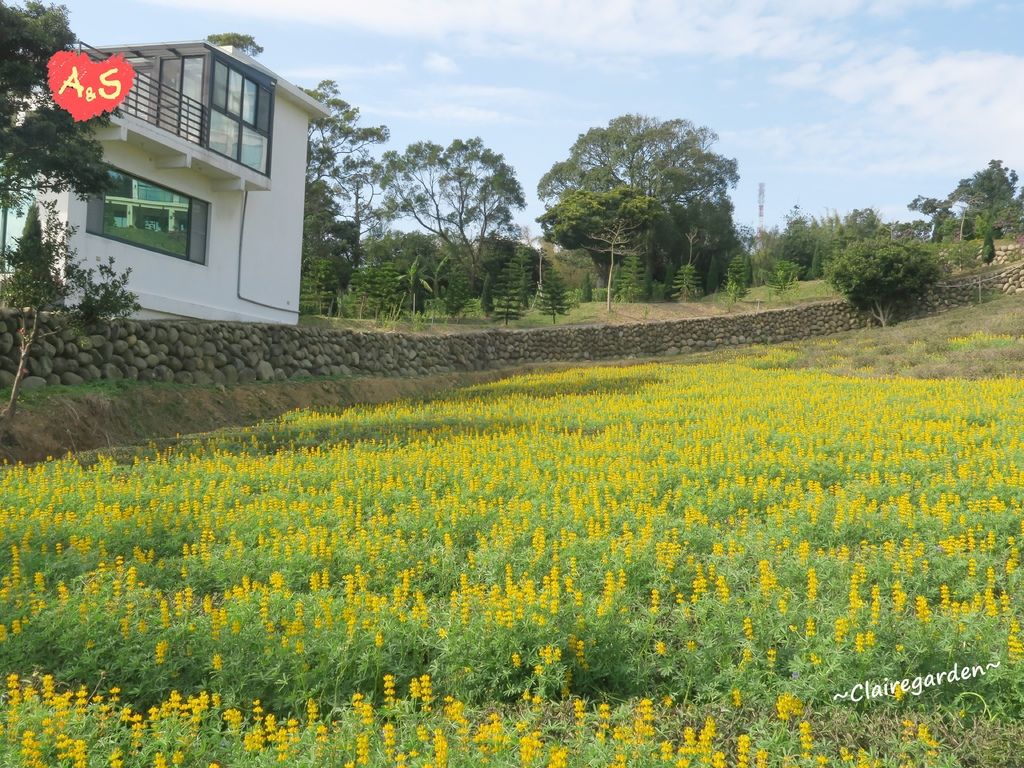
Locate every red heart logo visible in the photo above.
<box><xmin>47</xmin><ymin>51</ymin><xmax>135</xmax><ymax>122</ymax></box>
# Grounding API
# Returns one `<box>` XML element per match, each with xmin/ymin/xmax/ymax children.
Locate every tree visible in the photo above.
<box><xmin>1</xmin><ymin>202</ymin><xmax>138</xmax><ymax>429</ymax></box>
<box><xmin>350</xmin><ymin>263</ymin><xmax>403</xmax><ymax>320</ymax></box>
<box><xmin>536</xmin><ymin>262</ymin><xmax>569</xmax><ymax>324</ymax></box>
<box><xmin>304</xmin><ymin>81</ymin><xmax>389</xmax><ymax>274</ymax></box>
<box><xmin>580</xmin><ymin>271</ymin><xmax>594</xmax><ymax>303</ymax></box>
<box><xmin>491</xmin><ymin>256</ymin><xmax>524</xmax><ymax>325</ymax></box>
<box><xmin>826</xmin><ymin>239</ymin><xmax>941</xmax><ymax>326</ymax></box>
<box><xmin>537</xmin><ymin>114</ymin><xmax>739</xmax><ymax>290</ymax></box>
<box><xmin>982</xmin><ymin>230</ymin><xmax>996</xmax><ymax>264</ymax></box>
<box><xmin>767</xmin><ymin>260</ymin><xmax>800</xmax><ymax>299</ymax></box>
<box><xmin>705</xmin><ymin>255</ymin><xmax>724</xmax><ymax>294</ymax></box>
<box><xmin>616</xmin><ymin>251</ymin><xmax>644</xmax><ymax>302</ymax></box>
<box><xmin>1</xmin><ymin>2</ymin><xmax>110</xmax><ymax>214</ymax></box>
<box><xmin>206</xmin><ymin>33</ymin><xmax>263</xmax><ymax>56</ymax></box>
<box><xmin>442</xmin><ymin>265</ymin><xmax>471</xmax><ymax>320</ymax></box>
<box><xmin>379</xmin><ymin>138</ymin><xmax>525</xmax><ymax>290</ymax></box>
<box><xmin>724</xmin><ymin>256</ymin><xmax>749</xmax><ymax>303</ymax></box>
<box><xmin>537</xmin><ymin>187</ymin><xmax>658</xmax><ymax>313</ymax></box>
<box><xmin>480</xmin><ymin>273</ymin><xmax>494</xmax><ymax>315</ymax></box>
<box><xmin>671</xmin><ymin>263</ymin><xmax>701</xmax><ymax>300</ymax></box>
<box><xmin>910</xmin><ymin>160</ymin><xmax>1024</xmax><ymax>243</ymax></box>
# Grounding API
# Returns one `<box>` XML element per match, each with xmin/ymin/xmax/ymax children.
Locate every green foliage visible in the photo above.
<box><xmin>705</xmin><ymin>255</ymin><xmax>724</xmax><ymax>294</ymax></box>
<box><xmin>0</xmin><ymin>2</ymin><xmax>111</xmax><ymax>212</ymax></box>
<box><xmin>808</xmin><ymin>242</ymin><xmax>824</xmax><ymax>280</ymax></box>
<box><xmin>536</xmin><ymin>263</ymin><xmax>569</xmax><ymax>323</ymax></box>
<box><xmin>443</xmin><ymin>266</ymin><xmax>471</xmax><ymax>319</ymax></box>
<box><xmin>670</xmin><ymin>263</ymin><xmax>701</xmax><ymax>301</ymax></box>
<box><xmin>724</xmin><ymin>256</ymin><xmax>749</xmax><ymax>303</ymax></box>
<box><xmin>205</xmin><ymin>32</ymin><xmax>263</xmax><ymax>56</ymax></box>
<box><xmin>826</xmin><ymin>239</ymin><xmax>941</xmax><ymax>326</ymax></box>
<box><xmin>379</xmin><ymin>138</ymin><xmax>525</xmax><ymax>289</ymax></box>
<box><xmin>350</xmin><ymin>263</ymin><xmax>404</xmax><ymax>320</ymax></box>
<box><xmin>982</xmin><ymin>230</ymin><xmax>996</xmax><ymax>264</ymax></box>
<box><xmin>767</xmin><ymin>260</ymin><xmax>800</xmax><ymax>299</ymax></box>
<box><xmin>911</xmin><ymin>160</ymin><xmax>1024</xmax><ymax>242</ymax></box>
<box><xmin>491</xmin><ymin>256</ymin><xmax>523</xmax><ymax>325</ymax></box>
<box><xmin>580</xmin><ymin>271</ymin><xmax>594</xmax><ymax>303</ymax></box>
<box><xmin>615</xmin><ymin>251</ymin><xmax>644</xmax><ymax>302</ymax></box>
<box><xmin>480</xmin><ymin>273</ymin><xmax>493</xmax><ymax>315</ymax></box>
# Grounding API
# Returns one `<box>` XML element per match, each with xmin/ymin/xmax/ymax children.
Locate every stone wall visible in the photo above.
<box><xmin>1</xmin><ymin>263</ymin><xmax>1020</xmax><ymax>390</ymax></box>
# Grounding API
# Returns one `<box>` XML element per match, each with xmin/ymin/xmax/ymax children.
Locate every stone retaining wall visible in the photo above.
<box><xmin>1</xmin><ymin>264</ymin><xmax>1020</xmax><ymax>390</ymax></box>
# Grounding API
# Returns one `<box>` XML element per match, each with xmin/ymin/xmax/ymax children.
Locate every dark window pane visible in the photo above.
<box><xmin>189</xmin><ymin>200</ymin><xmax>209</xmax><ymax>264</ymax></box>
<box><xmin>160</xmin><ymin>58</ymin><xmax>181</xmax><ymax>91</ymax></box>
<box><xmin>242</xmin><ymin>79</ymin><xmax>257</xmax><ymax>125</ymax></box>
<box><xmin>256</xmin><ymin>87</ymin><xmax>272</xmax><ymax>132</ymax></box>
<box><xmin>227</xmin><ymin>69</ymin><xmax>243</xmax><ymax>116</ymax></box>
<box><xmin>213</xmin><ymin>61</ymin><xmax>228</xmax><ymax>110</ymax></box>
<box><xmin>182</xmin><ymin>57</ymin><xmax>204</xmax><ymax>102</ymax></box>
<box><xmin>209</xmin><ymin>111</ymin><xmax>240</xmax><ymax>159</ymax></box>
<box><xmin>97</xmin><ymin>170</ymin><xmax>192</xmax><ymax>259</ymax></box>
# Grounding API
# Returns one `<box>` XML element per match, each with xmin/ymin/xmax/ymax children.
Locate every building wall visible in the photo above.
<box><xmin>61</xmin><ymin>95</ymin><xmax>310</xmax><ymax>324</ymax></box>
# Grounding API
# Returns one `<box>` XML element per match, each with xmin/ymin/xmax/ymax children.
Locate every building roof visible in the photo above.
<box><xmin>91</xmin><ymin>40</ymin><xmax>331</xmax><ymax>120</ymax></box>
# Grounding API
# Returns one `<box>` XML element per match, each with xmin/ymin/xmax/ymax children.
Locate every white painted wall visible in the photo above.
<box><xmin>60</xmin><ymin>88</ymin><xmax>313</xmax><ymax>324</ymax></box>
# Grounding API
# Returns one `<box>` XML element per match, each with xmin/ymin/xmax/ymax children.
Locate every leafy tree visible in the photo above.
<box><xmin>1</xmin><ymin>2</ymin><xmax>110</xmax><ymax>214</ymax></box>
<box><xmin>767</xmin><ymin>260</ymin><xmax>800</xmax><ymax>298</ymax></box>
<box><xmin>671</xmin><ymin>263</ymin><xmax>701</xmax><ymax>300</ymax></box>
<box><xmin>910</xmin><ymin>160</ymin><xmax>1024</xmax><ymax>243</ymax></box>
<box><xmin>808</xmin><ymin>242</ymin><xmax>824</xmax><ymax>280</ymax></box>
<box><xmin>304</xmin><ymin>81</ymin><xmax>389</xmax><ymax>275</ymax></box>
<box><xmin>379</xmin><ymin>138</ymin><xmax>525</xmax><ymax>290</ymax></box>
<box><xmin>724</xmin><ymin>256</ymin><xmax>749</xmax><ymax>303</ymax></box>
<box><xmin>536</xmin><ymin>262</ymin><xmax>569</xmax><ymax>323</ymax></box>
<box><xmin>1</xmin><ymin>202</ymin><xmax>138</xmax><ymax>428</ymax></box>
<box><xmin>826</xmin><ymin>239</ymin><xmax>941</xmax><ymax>326</ymax></box>
<box><xmin>537</xmin><ymin>114</ymin><xmax>739</xmax><ymax>290</ymax></box>
<box><xmin>537</xmin><ymin>187</ymin><xmax>658</xmax><ymax>313</ymax></box>
<box><xmin>705</xmin><ymin>255</ymin><xmax>724</xmax><ymax>294</ymax></box>
<box><xmin>206</xmin><ymin>33</ymin><xmax>263</xmax><ymax>56</ymax></box>
<box><xmin>491</xmin><ymin>256</ymin><xmax>524</xmax><ymax>325</ymax></box>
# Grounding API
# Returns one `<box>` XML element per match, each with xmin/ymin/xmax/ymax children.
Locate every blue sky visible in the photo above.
<box><xmin>65</xmin><ymin>0</ymin><xmax>1024</xmax><ymax>234</ymax></box>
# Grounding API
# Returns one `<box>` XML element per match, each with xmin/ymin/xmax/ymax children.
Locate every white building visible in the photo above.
<box><xmin>7</xmin><ymin>41</ymin><xmax>329</xmax><ymax>324</ymax></box>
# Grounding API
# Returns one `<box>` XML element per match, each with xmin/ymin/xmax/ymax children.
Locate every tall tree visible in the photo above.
<box><xmin>304</xmin><ymin>81</ymin><xmax>390</xmax><ymax>273</ymax></box>
<box><xmin>0</xmin><ymin>2</ymin><xmax>110</xmax><ymax>213</ymax></box>
<box><xmin>205</xmin><ymin>33</ymin><xmax>263</xmax><ymax>56</ymax></box>
<box><xmin>536</xmin><ymin>262</ymin><xmax>569</xmax><ymax>323</ymax></box>
<box><xmin>379</xmin><ymin>137</ymin><xmax>525</xmax><ymax>290</ymax></box>
<box><xmin>537</xmin><ymin>187</ymin><xmax>657</xmax><ymax>313</ymax></box>
<box><xmin>537</xmin><ymin>114</ymin><xmax>739</xmax><ymax>287</ymax></box>
<box><xmin>491</xmin><ymin>256</ymin><xmax>524</xmax><ymax>325</ymax></box>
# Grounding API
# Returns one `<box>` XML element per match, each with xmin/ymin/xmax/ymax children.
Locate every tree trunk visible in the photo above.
<box><xmin>606</xmin><ymin>247</ymin><xmax>615</xmax><ymax>314</ymax></box>
<box><xmin>871</xmin><ymin>300</ymin><xmax>891</xmax><ymax>327</ymax></box>
<box><xmin>0</xmin><ymin>309</ymin><xmax>40</xmax><ymax>434</ymax></box>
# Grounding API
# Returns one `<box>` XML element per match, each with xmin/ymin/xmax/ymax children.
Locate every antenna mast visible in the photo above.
<box><xmin>758</xmin><ymin>182</ymin><xmax>765</xmax><ymax>239</ymax></box>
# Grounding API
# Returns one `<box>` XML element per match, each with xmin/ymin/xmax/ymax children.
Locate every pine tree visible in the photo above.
<box><xmin>480</xmin><ymin>273</ymin><xmax>494</xmax><ymax>314</ymax></box>
<box><xmin>671</xmin><ymin>263</ymin><xmax>701</xmax><ymax>301</ymax></box>
<box><xmin>767</xmin><ymin>260</ymin><xmax>800</xmax><ymax>298</ymax></box>
<box><xmin>982</xmin><ymin>230</ymin><xmax>996</xmax><ymax>264</ymax></box>
<box><xmin>536</xmin><ymin>264</ymin><xmax>569</xmax><ymax>323</ymax></box>
<box><xmin>491</xmin><ymin>257</ymin><xmax>523</xmax><ymax>325</ymax></box>
<box><xmin>581</xmin><ymin>271</ymin><xmax>594</xmax><ymax>303</ymax></box>
<box><xmin>616</xmin><ymin>251</ymin><xmax>644</xmax><ymax>302</ymax></box>
<box><xmin>725</xmin><ymin>255</ymin><xmax>750</xmax><ymax>303</ymax></box>
<box><xmin>443</xmin><ymin>266</ymin><xmax>471</xmax><ymax>319</ymax></box>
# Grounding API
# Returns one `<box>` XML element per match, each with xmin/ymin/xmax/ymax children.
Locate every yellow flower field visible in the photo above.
<box><xmin>2</xmin><ymin>360</ymin><xmax>1023</xmax><ymax>766</ymax></box>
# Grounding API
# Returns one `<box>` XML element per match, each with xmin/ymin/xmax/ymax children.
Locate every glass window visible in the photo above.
<box><xmin>242</xmin><ymin>78</ymin><xmax>257</xmax><ymax>125</ymax></box>
<box><xmin>240</xmin><ymin>127</ymin><xmax>268</xmax><ymax>171</ymax></box>
<box><xmin>86</xmin><ymin>170</ymin><xmax>208</xmax><ymax>264</ymax></box>
<box><xmin>209</xmin><ymin>111</ymin><xmax>240</xmax><ymax>160</ymax></box>
<box><xmin>227</xmin><ymin>69</ymin><xmax>243</xmax><ymax>116</ymax></box>
<box><xmin>160</xmin><ymin>58</ymin><xmax>181</xmax><ymax>91</ymax></box>
<box><xmin>182</xmin><ymin>57</ymin><xmax>204</xmax><ymax>102</ymax></box>
<box><xmin>212</xmin><ymin>61</ymin><xmax>228</xmax><ymax>110</ymax></box>
<box><xmin>256</xmin><ymin>86</ymin><xmax>271</xmax><ymax>132</ymax></box>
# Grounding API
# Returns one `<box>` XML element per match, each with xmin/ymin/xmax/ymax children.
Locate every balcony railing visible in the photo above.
<box><xmin>77</xmin><ymin>42</ymin><xmax>208</xmax><ymax>149</ymax></box>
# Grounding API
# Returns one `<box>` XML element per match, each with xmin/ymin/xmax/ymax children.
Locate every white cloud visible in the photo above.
<box><xmin>423</xmin><ymin>52</ymin><xmax>458</xmax><ymax>74</ymax></box>
<box><xmin>282</xmin><ymin>62</ymin><xmax>405</xmax><ymax>84</ymax></box>
<box><xmin>362</xmin><ymin>83</ymin><xmax>556</xmax><ymax>125</ymax></box>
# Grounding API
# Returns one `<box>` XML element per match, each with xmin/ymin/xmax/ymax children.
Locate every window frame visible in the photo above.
<box><xmin>85</xmin><ymin>168</ymin><xmax>210</xmax><ymax>266</ymax></box>
<box><xmin>206</xmin><ymin>53</ymin><xmax>274</xmax><ymax>175</ymax></box>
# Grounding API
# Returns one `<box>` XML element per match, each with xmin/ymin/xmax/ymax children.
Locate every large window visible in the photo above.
<box><xmin>209</xmin><ymin>58</ymin><xmax>273</xmax><ymax>174</ymax></box>
<box><xmin>86</xmin><ymin>170</ymin><xmax>209</xmax><ymax>264</ymax></box>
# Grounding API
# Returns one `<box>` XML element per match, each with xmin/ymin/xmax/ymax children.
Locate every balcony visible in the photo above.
<box><xmin>77</xmin><ymin>41</ymin><xmax>273</xmax><ymax>191</ymax></box>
